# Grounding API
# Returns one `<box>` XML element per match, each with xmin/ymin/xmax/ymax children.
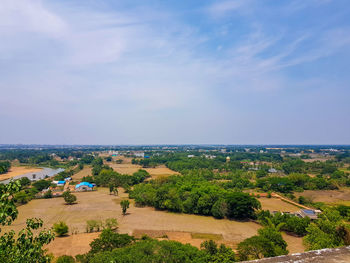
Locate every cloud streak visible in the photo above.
<box><xmin>0</xmin><ymin>0</ymin><xmax>349</xmax><ymax>144</ymax></box>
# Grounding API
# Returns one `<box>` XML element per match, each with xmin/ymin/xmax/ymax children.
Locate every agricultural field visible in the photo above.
<box><xmin>5</xmin><ymin>187</ymin><xmax>304</xmax><ymax>257</ymax></box>
<box><xmin>295</xmin><ymin>188</ymin><xmax>350</xmax><ymax>205</ymax></box>
<box><xmin>0</xmin><ymin>166</ymin><xmax>42</xmax><ymax>181</ymax></box>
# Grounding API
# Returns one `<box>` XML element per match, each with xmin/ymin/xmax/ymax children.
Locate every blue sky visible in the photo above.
<box><xmin>0</xmin><ymin>0</ymin><xmax>349</xmax><ymax>144</ymax></box>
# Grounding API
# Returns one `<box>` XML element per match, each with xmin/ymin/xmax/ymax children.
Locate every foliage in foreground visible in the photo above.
<box><xmin>0</xmin><ymin>181</ymin><xmax>55</xmax><ymax>263</ymax></box>
<box><xmin>303</xmin><ymin>208</ymin><xmax>350</xmax><ymax>250</ymax></box>
<box><xmin>237</xmin><ymin>219</ymin><xmax>288</xmax><ymax>260</ymax></box>
<box><xmin>76</xmin><ymin>229</ymin><xmax>236</xmax><ymax>263</ymax></box>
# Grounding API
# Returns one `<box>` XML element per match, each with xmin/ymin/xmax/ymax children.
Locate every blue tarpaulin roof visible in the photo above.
<box><xmin>75</xmin><ymin>182</ymin><xmax>94</xmax><ymax>189</ymax></box>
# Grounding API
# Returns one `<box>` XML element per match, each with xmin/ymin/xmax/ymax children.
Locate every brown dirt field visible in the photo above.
<box><xmin>295</xmin><ymin>188</ymin><xmax>350</xmax><ymax>204</ymax></box>
<box><xmin>0</xmin><ymin>166</ymin><xmax>42</xmax><ymax>181</ymax></box>
<box><xmin>45</xmin><ymin>232</ymin><xmax>100</xmax><ymax>257</ymax></box>
<box><xmin>6</xmin><ymin>188</ymin><xmax>304</xmax><ymax>257</ymax></box>
<box><xmin>259</xmin><ymin>197</ymin><xmax>300</xmax><ymax>212</ymax></box>
<box><xmin>109</xmin><ymin>162</ymin><xmax>142</xmax><ymax>175</ymax></box>
<box><xmin>282</xmin><ymin>232</ymin><xmax>305</xmax><ymax>254</ymax></box>
<box><xmin>71</xmin><ymin>166</ymin><xmax>92</xmax><ymax>180</ymax></box>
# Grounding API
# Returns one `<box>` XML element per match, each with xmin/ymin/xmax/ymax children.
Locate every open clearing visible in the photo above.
<box><xmin>108</xmin><ymin>157</ymin><xmax>179</xmax><ymax>178</ymax></box>
<box><xmin>5</xmin><ymin>188</ymin><xmax>304</xmax><ymax>257</ymax></box>
<box><xmin>258</xmin><ymin>197</ymin><xmax>300</xmax><ymax>212</ymax></box>
<box><xmin>0</xmin><ymin>166</ymin><xmax>42</xmax><ymax>181</ymax></box>
<box><xmin>72</xmin><ymin>166</ymin><xmax>92</xmax><ymax>180</ymax></box>
<box><xmin>295</xmin><ymin>189</ymin><xmax>350</xmax><ymax>205</ymax></box>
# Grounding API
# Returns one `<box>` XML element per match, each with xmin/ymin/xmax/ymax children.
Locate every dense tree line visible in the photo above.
<box><xmin>256</xmin><ymin>172</ymin><xmax>346</xmax><ymax>193</ymax></box>
<box><xmin>257</xmin><ymin>210</ymin><xmax>311</xmax><ymax>236</ymax></box>
<box><xmin>83</xmin><ymin>169</ymin><xmax>150</xmax><ymax>188</ymax></box>
<box><xmin>0</xmin><ymin>161</ymin><xmax>10</xmax><ymax>174</ymax></box>
<box><xmin>130</xmin><ymin>175</ymin><xmax>261</xmax><ymax>219</ymax></box>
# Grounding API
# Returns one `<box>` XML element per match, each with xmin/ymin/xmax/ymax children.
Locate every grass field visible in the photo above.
<box><xmin>295</xmin><ymin>188</ymin><xmax>350</xmax><ymax>205</ymax></box>
<box><xmin>5</xmin><ymin>188</ymin><xmax>304</xmax><ymax>257</ymax></box>
<box><xmin>72</xmin><ymin>166</ymin><xmax>92</xmax><ymax>180</ymax></box>
<box><xmin>108</xmin><ymin>157</ymin><xmax>179</xmax><ymax>179</ymax></box>
<box><xmin>0</xmin><ymin>166</ymin><xmax>42</xmax><ymax>181</ymax></box>
<box><xmin>259</xmin><ymin>197</ymin><xmax>300</xmax><ymax>212</ymax></box>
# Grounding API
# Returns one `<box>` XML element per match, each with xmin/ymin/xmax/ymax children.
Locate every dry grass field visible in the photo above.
<box><xmin>258</xmin><ymin>197</ymin><xmax>300</xmax><ymax>212</ymax></box>
<box><xmin>0</xmin><ymin>166</ymin><xmax>42</xmax><ymax>181</ymax></box>
<box><xmin>72</xmin><ymin>166</ymin><xmax>92</xmax><ymax>180</ymax></box>
<box><xmin>295</xmin><ymin>188</ymin><xmax>350</xmax><ymax>205</ymax></box>
<box><xmin>108</xmin><ymin>157</ymin><xmax>179</xmax><ymax>178</ymax></box>
<box><xmin>5</xmin><ymin>188</ymin><xmax>304</xmax><ymax>257</ymax></box>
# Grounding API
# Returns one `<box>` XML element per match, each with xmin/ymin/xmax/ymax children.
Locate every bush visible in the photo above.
<box><xmin>104</xmin><ymin>218</ymin><xmax>118</xmax><ymax>230</ymax></box>
<box><xmin>53</xmin><ymin>221</ymin><xmax>69</xmax><ymax>237</ymax></box>
<box><xmin>64</xmin><ymin>193</ymin><xmax>77</xmax><ymax>205</ymax></box>
<box><xmin>120</xmin><ymin>200</ymin><xmax>130</xmax><ymax>215</ymax></box>
<box><xmin>56</xmin><ymin>255</ymin><xmax>75</xmax><ymax>263</ymax></box>
<box><xmin>86</xmin><ymin>220</ymin><xmax>103</xmax><ymax>233</ymax></box>
<box><xmin>43</xmin><ymin>190</ymin><xmax>53</xmax><ymax>199</ymax></box>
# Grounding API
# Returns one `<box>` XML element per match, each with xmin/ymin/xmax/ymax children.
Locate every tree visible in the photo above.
<box><xmin>211</xmin><ymin>199</ymin><xmax>227</xmax><ymax>219</ymax></box>
<box><xmin>0</xmin><ymin>181</ymin><xmax>55</xmax><ymax>263</ymax></box>
<box><xmin>32</xmin><ymin>179</ymin><xmax>51</xmax><ymax>191</ymax></box>
<box><xmin>64</xmin><ymin>193</ymin><xmax>77</xmax><ymax>205</ymax></box>
<box><xmin>237</xmin><ymin>219</ymin><xmax>288</xmax><ymax>260</ymax></box>
<box><xmin>53</xmin><ymin>221</ymin><xmax>69</xmax><ymax>237</ymax></box>
<box><xmin>225</xmin><ymin>192</ymin><xmax>261</xmax><ymax>219</ymax></box>
<box><xmin>14</xmin><ymin>191</ymin><xmax>29</xmax><ymax>204</ymax></box>
<box><xmin>120</xmin><ymin>200</ymin><xmax>130</xmax><ymax>215</ymax></box>
<box><xmin>19</xmin><ymin>177</ymin><xmax>31</xmax><ymax>187</ymax></box>
<box><xmin>109</xmin><ymin>184</ymin><xmax>114</xmax><ymax>195</ymax></box>
<box><xmin>44</xmin><ymin>190</ymin><xmax>53</xmax><ymax>199</ymax></box>
<box><xmin>104</xmin><ymin>218</ymin><xmax>118</xmax><ymax>230</ymax></box>
<box><xmin>303</xmin><ymin>208</ymin><xmax>350</xmax><ymax>250</ymax></box>
<box><xmin>89</xmin><ymin>229</ymin><xmax>135</xmax><ymax>254</ymax></box>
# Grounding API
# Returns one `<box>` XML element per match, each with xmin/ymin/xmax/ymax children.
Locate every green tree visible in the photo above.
<box><xmin>303</xmin><ymin>208</ymin><xmax>350</xmax><ymax>250</ymax></box>
<box><xmin>211</xmin><ymin>199</ymin><xmax>227</xmax><ymax>219</ymax></box>
<box><xmin>90</xmin><ymin>229</ymin><xmax>135</xmax><ymax>254</ymax></box>
<box><xmin>237</xmin><ymin>219</ymin><xmax>288</xmax><ymax>260</ymax></box>
<box><xmin>120</xmin><ymin>200</ymin><xmax>130</xmax><ymax>215</ymax></box>
<box><xmin>104</xmin><ymin>218</ymin><xmax>118</xmax><ymax>230</ymax></box>
<box><xmin>64</xmin><ymin>193</ymin><xmax>77</xmax><ymax>205</ymax></box>
<box><xmin>44</xmin><ymin>190</ymin><xmax>53</xmax><ymax>199</ymax></box>
<box><xmin>0</xmin><ymin>181</ymin><xmax>55</xmax><ymax>263</ymax></box>
<box><xmin>53</xmin><ymin>221</ymin><xmax>69</xmax><ymax>237</ymax></box>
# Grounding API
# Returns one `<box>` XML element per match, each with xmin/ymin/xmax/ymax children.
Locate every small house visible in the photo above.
<box><xmin>75</xmin><ymin>182</ymin><xmax>95</xmax><ymax>192</ymax></box>
<box><xmin>56</xmin><ymin>181</ymin><xmax>65</xmax><ymax>186</ymax></box>
<box><xmin>298</xmin><ymin>209</ymin><xmax>319</xmax><ymax>220</ymax></box>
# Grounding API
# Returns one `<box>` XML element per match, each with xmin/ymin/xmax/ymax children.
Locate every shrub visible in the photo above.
<box><xmin>104</xmin><ymin>218</ymin><xmax>118</xmax><ymax>230</ymax></box>
<box><xmin>53</xmin><ymin>221</ymin><xmax>69</xmax><ymax>237</ymax></box>
<box><xmin>56</xmin><ymin>255</ymin><xmax>75</xmax><ymax>263</ymax></box>
<box><xmin>120</xmin><ymin>200</ymin><xmax>130</xmax><ymax>215</ymax></box>
<box><xmin>64</xmin><ymin>193</ymin><xmax>77</xmax><ymax>205</ymax></box>
<box><xmin>43</xmin><ymin>190</ymin><xmax>53</xmax><ymax>199</ymax></box>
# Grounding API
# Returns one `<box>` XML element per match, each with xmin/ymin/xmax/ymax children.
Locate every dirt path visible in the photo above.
<box><xmin>272</xmin><ymin>193</ymin><xmax>313</xmax><ymax>210</ymax></box>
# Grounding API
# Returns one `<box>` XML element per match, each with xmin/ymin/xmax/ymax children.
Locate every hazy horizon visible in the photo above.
<box><xmin>1</xmin><ymin>0</ymin><xmax>349</xmax><ymax>145</ymax></box>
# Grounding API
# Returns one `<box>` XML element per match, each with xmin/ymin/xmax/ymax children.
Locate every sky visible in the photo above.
<box><xmin>0</xmin><ymin>0</ymin><xmax>349</xmax><ymax>145</ymax></box>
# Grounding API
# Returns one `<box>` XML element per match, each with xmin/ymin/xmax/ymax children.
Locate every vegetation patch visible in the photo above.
<box><xmin>191</xmin><ymin>233</ymin><xmax>223</xmax><ymax>241</ymax></box>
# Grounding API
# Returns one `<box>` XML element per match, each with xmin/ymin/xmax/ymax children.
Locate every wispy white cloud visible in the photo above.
<box><xmin>0</xmin><ymin>0</ymin><xmax>349</xmax><ymax>144</ymax></box>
